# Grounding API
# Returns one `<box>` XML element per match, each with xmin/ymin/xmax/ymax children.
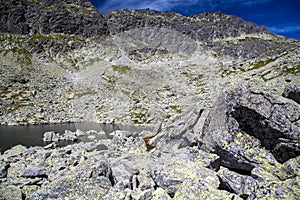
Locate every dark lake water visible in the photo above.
<box><xmin>0</xmin><ymin>122</ymin><xmax>152</xmax><ymax>153</ymax></box>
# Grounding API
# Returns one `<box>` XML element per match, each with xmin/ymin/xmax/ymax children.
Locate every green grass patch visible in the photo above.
<box><xmin>111</xmin><ymin>65</ymin><xmax>131</xmax><ymax>74</ymax></box>
<box><xmin>101</xmin><ymin>75</ymin><xmax>116</xmax><ymax>85</ymax></box>
<box><xmin>169</xmin><ymin>105</ymin><xmax>182</xmax><ymax>114</ymax></box>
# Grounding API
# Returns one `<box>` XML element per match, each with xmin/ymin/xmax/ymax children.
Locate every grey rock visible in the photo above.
<box><xmin>43</xmin><ymin>131</ymin><xmax>58</xmax><ymax>142</ymax></box>
<box><xmin>151</xmin><ymin>188</ymin><xmax>172</xmax><ymax>200</ymax></box>
<box><xmin>201</xmin><ymin>86</ymin><xmax>300</xmax><ymax>170</ymax></box>
<box><xmin>22</xmin><ymin>167</ymin><xmax>47</xmax><ymax>178</ymax></box>
<box><xmin>3</xmin><ymin>144</ymin><xmax>27</xmax><ymax>161</ymax></box>
<box><xmin>150</xmin><ymin>108</ymin><xmax>202</xmax><ymax>151</ymax></box>
<box><xmin>61</xmin><ymin>130</ymin><xmax>77</xmax><ymax>141</ymax></box>
<box><xmin>0</xmin><ymin>184</ymin><xmax>23</xmax><ymax>200</ymax></box>
<box><xmin>174</xmin><ymin>179</ymin><xmax>241</xmax><ymax>200</ymax></box>
<box><xmin>153</xmin><ymin>158</ymin><xmax>219</xmax><ymax>196</ymax></box>
<box><xmin>75</xmin><ymin>129</ymin><xmax>86</xmax><ymax>136</ymax></box>
<box><xmin>0</xmin><ymin>0</ymin><xmax>108</xmax><ymax>37</ymax></box>
<box><xmin>218</xmin><ymin>167</ymin><xmax>257</xmax><ymax>199</ymax></box>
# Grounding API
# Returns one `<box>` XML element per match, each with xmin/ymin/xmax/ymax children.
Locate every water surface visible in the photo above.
<box><xmin>0</xmin><ymin>122</ymin><xmax>152</xmax><ymax>153</ymax></box>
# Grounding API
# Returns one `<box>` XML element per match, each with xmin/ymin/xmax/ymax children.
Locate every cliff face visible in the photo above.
<box><xmin>0</xmin><ymin>0</ymin><xmax>108</xmax><ymax>37</ymax></box>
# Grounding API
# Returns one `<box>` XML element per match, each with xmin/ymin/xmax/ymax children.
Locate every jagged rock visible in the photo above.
<box><xmin>109</xmin><ymin>153</ymin><xmax>156</xmax><ymax>188</ymax></box>
<box><xmin>201</xmin><ymin>86</ymin><xmax>300</xmax><ymax>171</ymax></box>
<box><xmin>283</xmin><ymin>84</ymin><xmax>300</xmax><ymax>104</ymax></box>
<box><xmin>149</xmin><ymin>108</ymin><xmax>202</xmax><ymax>151</ymax></box>
<box><xmin>218</xmin><ymin>167</ymin><xmax>257</xmax><ymax>199</ymax></box>
<box><xmin>277</xmin><ymin>156</ymin><xmax>300</xmax><ymax>180</ymax></box>
<box><xmin>111</xmin><ymin>134</ymin><xmax>147</xmax><ymax>154</ymax></box>
<box><xmin>131</xmin><ymin>188</ymin><xmax>153</xmax><ymax>200</ymax></box>
<box><xmin>0</xmin><ymin>0</ymin><xmax>108</xmax><ymax>37</ymax></box>
<box><xmin>75</xmin><ymin>129</ymin><xmax>86</xmax><ymax>136</ymax></box>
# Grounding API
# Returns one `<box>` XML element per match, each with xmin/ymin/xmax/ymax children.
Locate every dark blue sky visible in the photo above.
<box><xmin>90</xmin><ymin>0</ymin><xmax>300</xmax><ymax>40</ymax></box>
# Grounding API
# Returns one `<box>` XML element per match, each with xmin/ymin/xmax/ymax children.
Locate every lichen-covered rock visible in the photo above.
<box><xmin>201</xmin><ymin>86</ymin><xmax>300</xmax><ymax>170</ymax></box>
<box><xmin>174</xmin><ymin>179</ymin><xmax>242</xmax><ymax>200</ymax></box>
<box><xmin>2</xmin><ymin>144</ymin><xmax>27</xmax><ymax>161</ymax></box>
<box><xmin>0</xmin><ymin>184</ymin><xmax>23</xmax><ymax>200</ymax></box>
<box><xmin>151</xmin><ymin>188</ymin><xmax>172</xmax><ymax>200</ymax></box>
<box><xmin>153</xmin><ymin>158</ymin><xmax>219</xmax><ymax>196</ymax></box>
<box><xmin>150</xmin><ymin>108</ymin><xmax>202</xmax><ymax>151</ymax></box>
<box><xmin>21</xmin><ymin>167</ymin><xmax>47</xmax><ymax>178</ymax></box>
<box><xmin>218</xmin><ymin>167</ymin><xmax>258</xmax><ymax>199</ymax></box>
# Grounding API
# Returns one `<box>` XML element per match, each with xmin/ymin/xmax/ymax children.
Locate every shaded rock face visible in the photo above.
<box><xmin>0</xmin><ymin>0</ymin><xmax>108</xmax><ymax>37</ymax></box>
<box><xmin>104</xmin><ymin>9</ymin><xmax>288</xmax><ymax>59</ymax></box>
<box><xmin>202</xmin><ymin>87</ymin><xmax>300</xmax><ymax>169</ymax></box>
<box><xmin>0</xmin><ymin>1</ymin><xmax>293</xmax><ymax>60</ymax></box>
<box><xmin>283</xmin><ymin>84</ymin><xmax>300</xmax><ymax>104</ymax></box>
<box><xmin>104</xmin><ymin>9</ymin><xmax>269</xmax><ymax>40</ymax></box>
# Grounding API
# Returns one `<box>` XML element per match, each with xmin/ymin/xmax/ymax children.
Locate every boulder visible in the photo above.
<box><xmin>3</xmin><ymin>144</ymin><xmax>27</xmax><ymax>161</ymax></box>
<box><xmin>174</xmin><ymin>179</ymin><xmax>242</xmax><ymax>200</ymax></box>
<box><xmin>149</xmin><ymin>108</ymin><xmax>202</xmax><ymax>151</ymax></box>
<box><xmin>218</xmin><ymin>167</ymin><xmax>257</xmax><ymax>199</ymax></box>
<box><xmin>153</xmin><ymin>158</ymin><xmax>219</xmax><ymax>196</ymax></box>
<box><xmin>201</xmin><ymin>86</ymin><xmax>300</xmax><ymax>168</ymax></box>
<box><xmin>43</xmin><ymin>131</ymin><xmax>58</xmax><ymax>142</ymax></box>
<box><xmin>61</xmin><ymin>130</ymin><xmax>77</xmax><ymax>141</ymax></box>
<box><xmin>75</xmin><ymin>129</ymin><xmax>86</xmax><ymax>136</ymax></box>
<box><xmin>151</xmin><ymin>188</ymin><xmax>172</xmax><ymax>200</ymax></box>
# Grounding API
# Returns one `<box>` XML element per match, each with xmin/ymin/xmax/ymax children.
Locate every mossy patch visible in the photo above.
<box><xmin>169</xmin><ymin>105</ymin><xmax>182</xmax><ymax>114</ymax></box>
<box><xmin>111</xmin><ymin>65</ymin><xmax>131</xmax><ymax>74</ymax></box>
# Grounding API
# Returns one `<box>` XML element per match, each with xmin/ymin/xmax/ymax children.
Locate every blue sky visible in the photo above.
<box><xmin>90</xmin><ymin>0</ymin><xmax>300</xmax><ymax>40</ymax></box>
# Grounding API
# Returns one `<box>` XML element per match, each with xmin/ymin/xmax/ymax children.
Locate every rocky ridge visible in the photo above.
<box><xmin>0</xmin><ymin>0</ymin><xmax>300</xmax><ymax>199</ymax></box>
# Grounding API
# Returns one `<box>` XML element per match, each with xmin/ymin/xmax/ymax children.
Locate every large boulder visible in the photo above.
<box><xmin>201</xmin><ymin>86</ymin><xmax>300</xmax><ymax>168</ymax></box>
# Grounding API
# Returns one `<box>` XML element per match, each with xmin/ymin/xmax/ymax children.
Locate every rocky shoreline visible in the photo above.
<box><xmin>1</xmin><ymin>86</ymin><xmax>299</xmax><ymax>199</ymax></box>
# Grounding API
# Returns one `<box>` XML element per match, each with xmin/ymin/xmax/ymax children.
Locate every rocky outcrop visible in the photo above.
<box><xmin>0</xmin><ymin>0</ymin><xmax>108</xmax><ymax>37</ymax></box>
<box><xmin>201</xmin><ymin>86</ymin><xmax>300</xmax><ymax>165</ymax></box>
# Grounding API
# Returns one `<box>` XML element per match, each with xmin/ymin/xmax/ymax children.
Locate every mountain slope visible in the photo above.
<box><xmin>0</xmin><ymin>0</ymin><xmax>299</xmax><ymax>125</ymax></box>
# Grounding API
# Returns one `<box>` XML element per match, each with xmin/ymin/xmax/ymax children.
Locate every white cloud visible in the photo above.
<box><xmin>268</xmin><ymin>25</ymin><xmax>300</xmax><ymax>34</ymax></box>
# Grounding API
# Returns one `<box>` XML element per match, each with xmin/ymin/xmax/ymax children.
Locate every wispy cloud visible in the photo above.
<box><xmin>268</xmin><ymin>25</ymin><xmax>300</xmax><ymax>34</ymax></box>
<box><xmin>96</xmin><ymin>0</ymin><xmax>272</xmax><ymax>13</ymax></box>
